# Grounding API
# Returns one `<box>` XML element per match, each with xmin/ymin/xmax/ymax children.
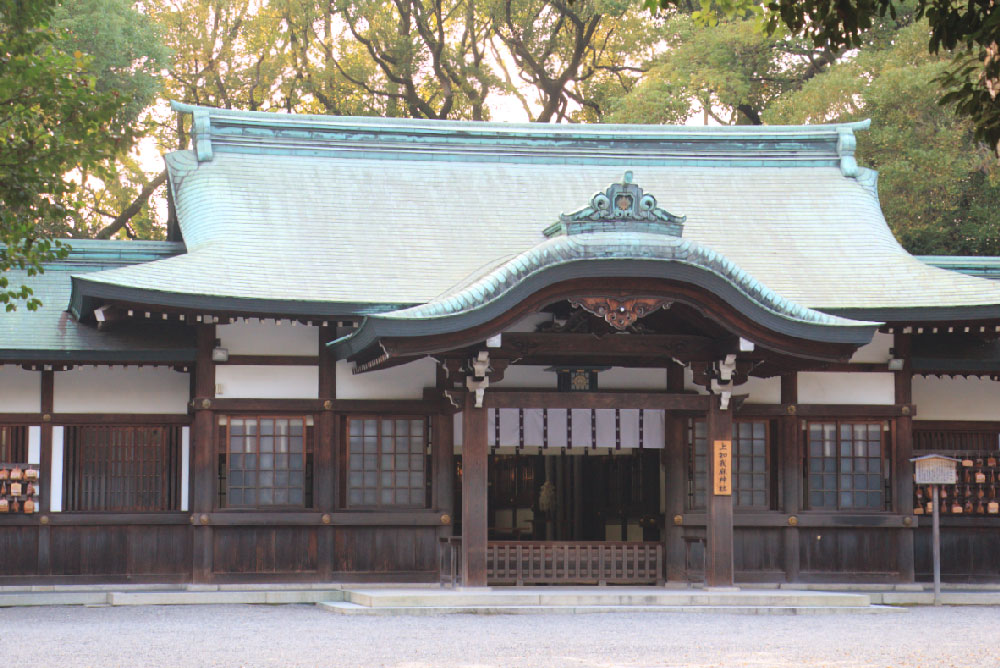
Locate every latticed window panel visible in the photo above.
<box><xmin>688</xmin><ymin>419</ymin><xmax>708</xmax><ymax>509</ymax></box>
<box><xmin>733</xmin><ymin>421</ymin><xmax>769</xmax><ymax>508</ymax></box>
<box><xmin>219</xmin><ymin>416</ymin><xmax>313</xmax><ymax>509</ymax></box>
<box><xmin>0</xmin><ymin>426</ymin><xmax>27</xmax><ymax>464</ymax></box>
<box><xmin>348</xmin><ymin>417</ymin><xmax>427</xmax><ymax>508</ymax></box>
<box><xmin>689</xmin><ymin>419</ymin><xmax>770</xmax><ymax>509</ymax></box>
<box><xmin>807</xmin><ymin>421</ymin><xmax>886</xmax><ymax>511</ymax></box>
<box><xmin>63</xmin><ymin>425</ymin><xmax>182</xmax><ymax>512</ymax></box>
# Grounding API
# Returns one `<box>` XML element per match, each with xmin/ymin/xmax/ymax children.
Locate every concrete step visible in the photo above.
<box><xmin>319</xmin><ymin>601</ymin><xmax>903</xmax><ymax>616</ymax></box>
<box><xmin>342</xmin><ymin>587</ymin><xmax>874</xmax><ymax>609</ymax></box>
<box><xmin>0</xmin><ymin>589</ymin><xmax>346</xmax><ymax>607</ymax></box>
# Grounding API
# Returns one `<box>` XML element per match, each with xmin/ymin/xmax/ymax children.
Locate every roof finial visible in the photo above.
<box><xmin>623</xmin><ymin>170</ymin><xmax>633</xmax><ymax>184</ymax></box>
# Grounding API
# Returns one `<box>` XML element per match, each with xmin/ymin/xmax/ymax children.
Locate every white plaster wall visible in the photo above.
<box><xmin>850</xmin><ymin>332</ymin><xmax>894</xmax><ymax>363</ymax></box>
<box><xmin>502</xmin><ymin>313</ymin><xmax>554</xmax><ymax>333</ymax></box>
<box><xmin>50</xmin><ymin>426</ymin><xmax>63</xmax><ymax>512</ymax></box>
<box><xmin>215</xmin><ymin>365</ymin><xmax>319</xmax><ymax>399</ymax></box>
<box><xmin>492</xmin><ymin>365</ymin><xmax>555</xmax><ymax>389</ymax></box>
<box><xmin>337</xmin><ymin>357</ymin><xmax>436</xmax><ymax>400</ymax></box>
<box><xmin>217</xmin><ymin>320</ymin><xmax>319</xmax><ymax>356</ymax></box>
<box><xmin>600</xmin><ymin>367</ymin><xmax>667</xmax><ymax>390</ymax></box>
<box><xmin>54</xmin><ymin>367</ymin><xmax>190</xmax><ymax>413</ymax></box>
<box><xmin>798</xmin><ymin>372</ymin><xmax>895</xmax><ymax>405</ymax></box>
<box><xmin>683</xmin><ymin>367</ymin><xmax>710</xmax><ymax>395</ymax></box>
<box><xmin>738</xmin><ymin>376</ymin><xmax>782</xmax><ymax>404</ymax></box>
<box><xmin>913</xmin><ymin>376</ymin><xmax>1000</xmax><ymax>421</ymax></box>
<box><xmin>0</xmin><ymin>367</ymin><xmax>40</xmax><ymax>413</ymax></box>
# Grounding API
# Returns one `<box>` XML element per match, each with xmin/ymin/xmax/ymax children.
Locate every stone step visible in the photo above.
<box><xmin>343</xmin><ymin>587</ymin><xmax>873</xmax><ymax>609</ymax></box>
<box><xmin>319</xmin><ymin>601</ymin><xmax>903</xmax><ymax>616</ymax></box>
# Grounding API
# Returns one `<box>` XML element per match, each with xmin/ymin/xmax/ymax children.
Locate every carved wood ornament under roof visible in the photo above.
<box><xmin>568</xmin><ymin>297</ymin><xmax>672</xmax><ymax>331</ymax></box>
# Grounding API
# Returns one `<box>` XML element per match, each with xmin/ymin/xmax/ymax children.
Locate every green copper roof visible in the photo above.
<box><xmin>919</xmin><ymin>256</ymin><xmax>1000</xmax><ymax>280</ymax></box>
<box><xmin>66</xmin><ymin>105</ymin><xmax>1000</xmax><ymax>323</ymax></box>
<box><xmin>386</xmin><ymin>233</ymin><xmax>863</xmax><ymax>326</ymax></box>
<box><xmin>0</xmin><ymin>240</ymin><xmax>195</xmax><ymax>361</ymax></box>
<box><xmin>332</xmin><ymin>232</ymin><xmax>878</xmax><ymax>360</ymax></box>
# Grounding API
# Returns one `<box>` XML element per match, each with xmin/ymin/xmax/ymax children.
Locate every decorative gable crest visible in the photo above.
<box><xmin>544</xmin><ymin>171</ymin><xmax>686</xmax><ymax>238</ymax></box>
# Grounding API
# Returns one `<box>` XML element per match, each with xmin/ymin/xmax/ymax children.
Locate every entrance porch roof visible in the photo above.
<box><xmin>332</xmin><ymin>231</ymin><xmax>879</xmax><ymax>364</ymax></box>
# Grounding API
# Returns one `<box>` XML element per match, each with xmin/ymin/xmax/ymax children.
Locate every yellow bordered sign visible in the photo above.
<box><xmin>714</xmin><ymin>439</ymin><xmax>732</xmax><ymax>496</ymax></box>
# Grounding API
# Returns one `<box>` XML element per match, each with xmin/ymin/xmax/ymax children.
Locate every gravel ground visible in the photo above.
<box><xmin>5</xmin><ymin>604</ymin><xmax>1000</xmax><ymax>668</ymax></box>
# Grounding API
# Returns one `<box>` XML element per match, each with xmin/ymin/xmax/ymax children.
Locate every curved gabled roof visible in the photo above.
<box><xmin>67</xmin><ymin>104</ymin><xmax>1000</xmax><ymax>322</ymax></box>
<box><xmin>332</xmin><ymin>231</ymin><xmax>878</xmax><ymax>361</ymax></box>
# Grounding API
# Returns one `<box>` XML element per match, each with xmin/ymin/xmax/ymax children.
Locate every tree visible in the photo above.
<box><xmin>765</xmin><ymin>21</ymin><xmax>1000</xmax><ymax>255</ymax></box>
<box><xmin>647</xmin><ymin>0</ymin><xmax>1000</xmax><ymax>154</ymax></box>
<box><xmin>0</xmin><ymin>0</ymin><xmax>138</xmax><ymax>309</ymax></box>
<box><xmin>611</xmin><ymin>6</ymin><xmax>915</xmax><ymax>126</ymax></box>
<box><xmin>51</xmin><ymin>0</ymin><xmax>170</xmax><ymax>240</ymax></box>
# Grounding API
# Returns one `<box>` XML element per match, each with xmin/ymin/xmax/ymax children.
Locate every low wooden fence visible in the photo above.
<box><xmin>487</xmin><ymin>541</ymin><xmax>663</xmax><ymax>585</ymax></box>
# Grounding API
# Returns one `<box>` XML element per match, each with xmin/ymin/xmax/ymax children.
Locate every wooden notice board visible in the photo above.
<box><xmin>713</xmin><ymin>439</ymin><xmax>732</xmax><ymax>496</ymax></box>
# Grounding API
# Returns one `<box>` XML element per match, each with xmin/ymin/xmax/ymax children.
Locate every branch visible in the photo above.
<box><xmin>94</xmin><ymin>170</ymin><xmax>168</xmax><ymax>240</ymax></box>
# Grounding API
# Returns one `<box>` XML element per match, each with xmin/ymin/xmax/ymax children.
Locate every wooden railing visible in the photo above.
<box><xmin>487</xmin><ymin>541</ymin><xmax>663</xmax><ymax>585</ymax></box>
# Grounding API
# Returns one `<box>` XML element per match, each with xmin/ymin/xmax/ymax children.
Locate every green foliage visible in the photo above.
<box><xmin>0</xmin><ymin>0</ymin><xmax>124</xmax><ymax>309</ymax></box>
<box><xmin>766</xmin><ymin>22</ymin><xmax>1000</xmax><ymax>255</ymax></box>
<box><xmin>646</xmin><ymin>0</ymin><xmax>1000</xmax><ymax>153</ymax></box>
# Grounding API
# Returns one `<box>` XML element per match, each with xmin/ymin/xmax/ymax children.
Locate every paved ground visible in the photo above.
<box><xmin>7</xmin><ymin>604</ymin><xmax>1000</xmax><ymax>667</ymax></box>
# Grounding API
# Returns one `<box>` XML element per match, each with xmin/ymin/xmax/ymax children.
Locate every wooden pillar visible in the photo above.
<box><xmin>461</xmin><ymin>392</ymin><xmax>488</xmax><ymax>586</ymax></box>
<box><xmin>705</xmin><ymin>396</ymin><xmax>734</xmax><ymax>587</ymax></box>
<box><xmin>317</xmin><ymin>325</ymin><xmax>336</xmax><ymax>580</ymax></box>
<box><xmin>664</xmin><ymin>415</ymin><xmax>687</xmax><ymax>581</ymax></box>
<box><xmin>780</xmin><ymin>373</ymin><xmax>801</xmax><ymax>583</ymax></box>
<box><xmin>432</xmin><ymin>413</ymin><xmax>454</xmax><ymax>523</ymax></box>
<box><xmin>38</xmin><ymin>369</ymin><xmax>54</xmax><ymax>575</ymax></box>
<box><xmin>894</xmin><ymin>332</ymin><xmax>916</xmax><ymax>582</ymax></box>
<box><xmin>191</xmin><ymin>323</ymin><xmax>216</xmax><ymax>583</ymax></box>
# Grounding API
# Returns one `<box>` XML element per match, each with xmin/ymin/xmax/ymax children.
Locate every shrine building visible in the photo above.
<box><xmin>1</xmin><ymin>103</ymin><xmax>1000</xmax><ymax>586</ymax></box>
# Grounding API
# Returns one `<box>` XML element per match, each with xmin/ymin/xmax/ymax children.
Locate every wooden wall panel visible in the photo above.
<box><xmin>126</xmin><ymin>527</ymin><xmax>191</xmax><ymax>576</ymax></box>
<box><xmin>733</xmin><ymin>528</ymin><xmax>784</xmax><ymax>573</ymax></box>
<box><xmin>799</xmin><ymin>528</ymin><xmax>898</xmax><ymax>574</ymax></box>
<box><xmin>915</xmin><ymin>526</ymin><xmax>1000</xmax><ymax>582</ymax></box>
<box><xmin>332</xmin><ymin>527</ymin><xmax>437</xmax><ymax>574</ymax></box>
<box><xmin>212</xmin><ymin>527</ymin><xmax>318</xmax><ymax>574</ymax></box>
<box><xmin>50</xmin><ymin>527</ymin><xmax>128</xmax><ymax>575</ymax></box>
<box><xmin>0</xmin><ymin>527</ymin><xmax>39</xmax><ymax>576</ymax></box>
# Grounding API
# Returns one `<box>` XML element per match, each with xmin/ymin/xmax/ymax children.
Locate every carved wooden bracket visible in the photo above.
<box><xmin>568</xmin><ymin>297</ymin><xmax>671</xmax><ymax>330</ymax></box>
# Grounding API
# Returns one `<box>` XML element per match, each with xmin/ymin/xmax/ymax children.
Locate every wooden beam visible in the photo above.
<box><xmin>705</xmin><ymin>397</ymin><xmax>734</xmax><ymax>587</ymax></box>
<box><xmin>737</xmin><ymin>404</ymin><xmax>916</xmax><ymax>418</ymax></box>
<box><xmin>484</xmin><ymin>391</ymin><xmax>711</xmax><ymax>411</ymax></box>
<box><xmin>893</xmin><ymin>332</ymin><xmax>915</xmax><ymax>583</ymax></box>
<box><xmin>664</xmin><ymin>415</ymin><xmax>687</xmax><ymax>581</ymax></box>
<box><xmin>38</xmin><ymin>369</ymin><xmax>53</xmax><ymax>576</ymax></box>
<box><xmin>488</xmin><ymin>332</ymin><xmax>728</xmax><ymax>363</ymax></box>
<box><xmin>217</xmin><ymin>355</ymin><xmax>320</xmax><ymax>366</ymax></box>
<box><xmin>317</xmin><ymin>326</ymin><xmax>336</xmax><ymax>580</ymax></box>
<box><xmin>461</xmin><ymin>392</ymin><xmax>488</xmax><ymax>587</ymax></box>
<box><xmin>191</xmin><ymin>324</ymin><xmax>216</xmax><ymax>583</ymax></box>
<box><xmin>779</xmin><ymin>373</ymin><xmax>800</xmax><ymax>583</ymax></box>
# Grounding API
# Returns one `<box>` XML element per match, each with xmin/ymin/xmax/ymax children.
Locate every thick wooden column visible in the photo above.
<box><xmin>664</xmin><ymin>415</ymin><xmax>687</xmax><ymax>581</ymax></box>
<box><xmin>780</xmin><ymin>373</ymin><xmax>801</xmax><ymax>583</ymax></box>
<box><xmin>705</xmin><ymin>396</ymin><xmax>734</xmax><ymax>587</ymax></box>
<box><xmin>191</xmin><ymin>324</ymin><xmax>216</xmax><ymax>583</ymax></box>
<box><xmin>461</xmin><ymin>392</ymin><xmax>488</xmax><ymax>586</ymax></box>
<box><xmin>38</xmin><ymin>370</ymin><xmax>54</xmax><ymax>575</ymax></box>
<box><xmin>432</xmin><ymin>413</ymin><xmax>454</xmax><ymax>527</ymax></box>
<box><xmin>893</xmin><ymin>332</ymin><xmax>916</xmax><ymax>582</ymax></box>
<box><xmin>317</xmin><ymin>325</ymin><xmax>336</xmax><ymax>579</ymax></box>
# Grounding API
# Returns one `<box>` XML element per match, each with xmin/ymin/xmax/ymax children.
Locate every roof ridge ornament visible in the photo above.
<box><xmin>544</xmin><ymin>171</ymin><xmax>686</xmax><ymax>238</ymax></box>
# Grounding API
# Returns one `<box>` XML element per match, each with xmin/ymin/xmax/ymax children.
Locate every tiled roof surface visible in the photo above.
<box><xmin>69</xmin><ymin>105</ymin><xmax>1000</xmax><ymax>318</ymax></box>
<box><xmin>0</xmin><ymin>240</ymin><xmax>194</xmax><ymax>359</ymax></box>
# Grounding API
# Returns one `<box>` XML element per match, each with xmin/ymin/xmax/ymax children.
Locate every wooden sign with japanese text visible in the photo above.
<box><xmin>713</xmin><ymin>439</ymin><xmax>732</xmax><ymax>496</ymax></box>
